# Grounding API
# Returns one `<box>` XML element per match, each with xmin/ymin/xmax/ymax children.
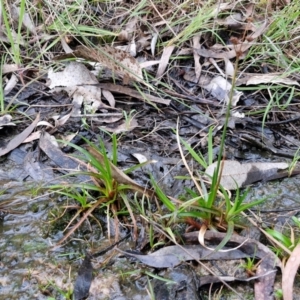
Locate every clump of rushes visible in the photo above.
<box><xmin>151</xmin><ymin>162</ymin><xmax>264</xmax><ymax>251</ymax></box>
<box><xmin>149</xmin><ymin>52</ymin><xmax>265</xmax><ymax>250</ymax></box>
<box><xmin>50</xmin><ymin>133</ymin><xmax>150</xmax><ymax>244</ymax></box>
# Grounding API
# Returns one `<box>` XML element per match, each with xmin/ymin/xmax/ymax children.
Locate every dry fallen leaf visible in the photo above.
<box><xmin>22</xmin><ymin>131</ymin><xmax>42</xmax><ymax>143</ymax></box>
<box><xmin>97</xmin><ymin>82</ymin><xmax>170</xmax><ymax>105</ymax></box>
<box><xmin>205</xmin><ymin>160</ymin><xmax>289</xmax><ymax>190</ymax></box>
<box><xmin>51</xmin><ymin>113</ymin><xmax>72</xmax><ymax>128</ymax></box>
<box><xmin>216</xmin><ymin>4</ymin><xmax>254</xmax><ymax>30</ymax></box>
<box><xmin>100</xmin><ymin>117</ymin><xmax>138</xmax><ymax>134</ymax></box>
<box><xmin>245</xmin><ymin>73</ymin><xmax>300</xmax><ymax>86</ymax></box>
<box><xmin>60</xmin><ymin>36</ymin><xmax>73</xmax><ymax>54</ymax></box>
<box><xmin>193</xmin><ymin>35</ymin><xmax>202</xmax><ymax>82</ymax></box>
<box><xmin>117</xmin><ymin>17</ymin><xmax>138</xmax><ymax>42</ymax></box>
<box><xmin>54</xmin><ymin>45</ymin><xmax>143</xmax><ymax>83</ymax></box>
<box><xmin>282</xmin><ymin>244</ymin><xmax>300</xmax><ymax>300</ymax></box>
<box><xmin>254</xmin><ymin>251</ymin><xmax>279</xmax><ymax>300</ymax></box>
<box><xmin>102</xmin><ymin>89</ymin><xmax>115</xmax><ymax>108</ymax></box>
<box><xmin>48</xmin><ymin>62</ymin><xmax>98</xmax><ymax>88</ymax></box>
<box><xmin>4</xmin><ymin>74</ymin><xmax>18</xmax><ymax>95</ymax></box>
<box><xmin>0</xmin><ymin>114</ymin><xmax>15</xmax><ymax>129</ymax></box>
<box><xmin>197</xmin><ymin>21</ymin><xmax>268</xmax><ymax>60</ymax></box>
<box><xmin>155</xmin><ymin>45</ymin><xmax>175</xmax><ymax>79</ymax></box>
<box><xmin>131</xmin><ymin>153</ymin><xmax>148</xmax><ymax>164</ymax></box>
<box><xmin>202</xmin><ymin>75</ymin><xmax>243</xmax><ymax>106</ymax></box>
<box><xmin>47</xmin><ymin>62</ymin><xmax>105</xmax><ymax>114</ymax></box>
<box><xmin>2</xmin><ymin>64</ymin><xmax>19</xmax><ymax>74</ymax></box>
<box><xmin>151</xmin><ymin>33</ymin><xmax>158</xmax><ymax>56</ymax></box>
<box><xmin>0</xmin><ymin>113</ymin><xmax>40</xmax><ymax>156</ymax></box>
<box><xmin>224</xmin><ymin>57</ymin><xmax>235</xmax><ymax>77</ymax></box>
<box><xmin>117</xmin><ymin>244</ymin><xmax>248</xmax><ymax>268</ymax></box>
<box><xmin>11</xmin><ymin>4</ymin><xmax>36</xmax><ymax>34</ymax></box>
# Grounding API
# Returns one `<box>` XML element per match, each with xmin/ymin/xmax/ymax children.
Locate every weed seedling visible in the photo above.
<box><xmin>240</xmin><ymin>257</ymin><xmax>259</xmax><ymax>277</ymax></box>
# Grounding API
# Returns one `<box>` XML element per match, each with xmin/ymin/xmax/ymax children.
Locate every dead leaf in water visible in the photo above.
<box><xmin>23</xmin><ymin>150</ymin><xmax>54</xmax><ymax>181</ymax></box>
<box><xmin>73</xmin><ymin>253</ymin><xmax>93</xmax><ymax>300</ymax></box>
<box><xmin>183</xmin><ymin>230</ymin><xmax>280</xmax><ymax>298</ymax></box>
<box><xmin>39</xmin><ymin>132</ymin><xmax>82</xmax><ymax>172</ymax></box>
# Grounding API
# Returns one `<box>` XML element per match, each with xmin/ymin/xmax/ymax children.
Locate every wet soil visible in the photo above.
<box><xmin>2</xmin><ymin>70</ymin><xmax>300</xmax><ymax>300</ymax></box>
<box><xmin>1</xmin><ymin>151</ymin><xmax>300</xmax><ymax>299</ymax></box>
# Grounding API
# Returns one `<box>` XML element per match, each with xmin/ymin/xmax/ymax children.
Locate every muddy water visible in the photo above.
<box><xmin>0</xmin><ymin>182</ymin><xmax>150</xmax><ymax>300</ymax></box>
<box><xmin>0</xmin><ymin>185</ymin><xmax>68</xmax><ymax>299</ymax></box>
<box><xmin>1</xmin><ymin>174</ymin><xmax>300</xmax><ymax>299</ymax></box>
<box><xmin>247</xmin><ymin>175</ymin><xmax>300</xmax><ymax>210</ymax></box>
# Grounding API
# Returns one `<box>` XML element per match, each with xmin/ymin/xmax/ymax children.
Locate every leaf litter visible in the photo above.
<box><xmin>1</xmin><ymin>0</ymin><xmax>300</xmax><ymax>299</ymax></box>
<box><xmin>205</xmin><ymin>160</ymin><xmax>292</xmax><ymax>190</ymax></box>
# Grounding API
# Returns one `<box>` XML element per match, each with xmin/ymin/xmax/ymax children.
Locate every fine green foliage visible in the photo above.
<box><xmin>218</xmin><ymin>186</ymin><xmax>265</xmax><ymax>251</ymax></box>
<box><xmin>41</xmin><ymin>280</ymin><xmax>72</xmax><ymax>300</ymax></box>
<box><xmin>167</xmin><ymin>0</ymin><xmax>220</xmax><ymax>46</ymax></box>
<box><xmin>261</xmin><ymin>2</ymin><xmax>300</xmax><ymax>73</ymax></box>
<box><xmin>1</xmin><ymin>0</ymin><xmax>25</xmax><ymax>65</ymax></box>
<box><xmin>152</xmin><ymin>169</ymin><xmax>263</xmax><ymax>234</ymax></box>
<box><xmin>51</xmin><ymin>135</ymin><xmax>123</xmax><ymax>206</ymax></box>
<box><xmin>46</xmin><ymin>0</ymin><xmax>118</xmax><ymax>39</ymax></box>
<box><xmin>49</xmin><ymin>132</ymin><xmax>155</xmax><ymax>242</ymax></box>
<box><xmin>240</xmin><ymin>256</ymin><xmax>258</xmax><ymax>277</ymax></box>
<box><xmin>222</xmin><ymin>187</ymin><xmax>265</xmax><ymax>224</ymax></box>
<box><xmin>266</xmin><ymin>216</ymin><xmax>300</xmax><ymax>254</ymax></box>
<box><xmin>180</xmin><ymin>126</ymin><xmax>214</xmax><ymax>169</ymax></box>
<box><xmin>54</xmin><ymin>188</ymin><xmax>94</xmax><ymax>209</ymax></box>
<box><xmin>274</xmin><ymin>289</ymin><xmax>284</xmax><ymax>300</ymax></box>
<box><xmin>48</xmin><ymin>134</ymin><xmax>133</xmax><ymax>242</ymax></box>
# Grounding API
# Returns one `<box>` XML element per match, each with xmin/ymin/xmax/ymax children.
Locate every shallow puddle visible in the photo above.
<box><xmin>0</xmin><ymin>181</ymin><xmax>150</xmax><ymax>299</ymax></box>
